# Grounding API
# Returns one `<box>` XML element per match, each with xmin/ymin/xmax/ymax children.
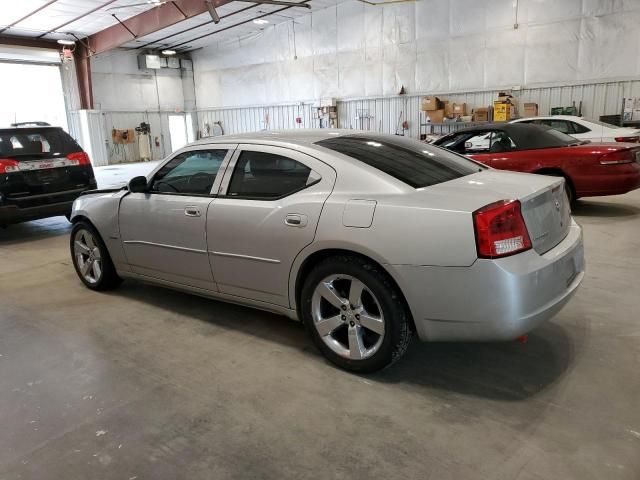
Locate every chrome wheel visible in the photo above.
<box><xmin>311</xmin><ymin>274</ymin><xmax>385</xmax><ymax>360</ymax></box>
<box><xmin>73</xmin><ymin>228</ymin><xmax>102</xmax><ymax>285</ymax></box>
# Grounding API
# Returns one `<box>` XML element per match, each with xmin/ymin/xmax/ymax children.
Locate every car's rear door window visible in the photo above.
<box><xmin>316</xmin><ymin>135</ymin><xmax>480</xmax><ymax>188</ymax></box>
<box><xmin>151</xmin><ymin>149</ymin><xmax>227</xmax><ymax>195</ymax></box>
<box><xmin>227</xmin><ymin>151</ymin><xmax>316</xmax><ymax>199</ymax></box>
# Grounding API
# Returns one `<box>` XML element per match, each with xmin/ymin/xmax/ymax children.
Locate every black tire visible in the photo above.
<box><xmin>70</xmin><ymin>220</ymin><xmax>122</xmax><ymax>291</ymax></box>
<box><xmin>300</xmin><ymin>255</ymin><xmax>412</xmax><ymax>373</ymax></box>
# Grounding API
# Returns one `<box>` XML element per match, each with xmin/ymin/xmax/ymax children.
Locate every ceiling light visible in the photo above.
<box><xmin>205</xmin><ymin>0</ymin><xmax>220</xmax><ymax>24</ymax></box>
<box><xmin>253</xmin><ymin>19</ymin><xmax>269</xmax><ymax>25</ymax></box>
<box><xmin>161</xmin><ymin>49</ymin><xmax>176</xmax><ymax>55</ymax></box>
<box><xmin>57</xmin><ymin>39</ymin><xmax>75</xmax><ymax>46</ymax></box>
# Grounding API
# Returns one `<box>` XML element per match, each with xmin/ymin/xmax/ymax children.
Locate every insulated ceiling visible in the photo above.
<box><xmin>0</xmin><ymin>0</ymin><xmax>345</xmax><ymax>52</ymax></box>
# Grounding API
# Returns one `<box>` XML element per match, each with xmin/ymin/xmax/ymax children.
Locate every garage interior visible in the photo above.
<box><xmin>1</xmin><ymin>1</ymin><xmax>640</xmax><ymax>479</ymax></box>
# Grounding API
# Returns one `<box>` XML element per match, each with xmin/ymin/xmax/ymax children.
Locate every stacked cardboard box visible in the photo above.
<box><xmin>523</xmin><ymin>103</ymin><xmax>539</xmax><ymax>117</ymax></box>
<box><xmin>421</xmin><ymin>96</ymin><xmax>445</xmax><ymax>123</ymax></box>
<box><xmin>472</xmin><ymin>107</ymin><xmax>489</xmax><ymax>122</ymax></box>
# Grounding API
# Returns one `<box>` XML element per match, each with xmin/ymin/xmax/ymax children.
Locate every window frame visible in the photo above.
<box><xmin>217</xmin><ymin>144</ymin><xmax>326</xmax><ymax>201</ymax></box>
<box><xmin>146</xmin><ymin>144</ymin><xmax>236</xmax><ymax>198</ymax></box>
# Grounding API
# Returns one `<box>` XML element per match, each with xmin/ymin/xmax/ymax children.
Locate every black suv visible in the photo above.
<box><xmin>0</xmin><ymin>125</ymin><xmax>96</xmax><ymax>226</ymax></box>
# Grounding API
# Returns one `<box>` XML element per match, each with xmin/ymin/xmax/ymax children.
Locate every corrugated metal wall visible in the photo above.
<box><xmin>190</xmin><ymin>79</ymin><xmax>640</xmax><ymax>141</ymax></box>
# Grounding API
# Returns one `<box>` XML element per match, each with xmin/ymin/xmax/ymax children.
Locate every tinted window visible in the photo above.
<box><xmin>316</xmin><ymin>135</ymin><xmax>480</xmax><ymax>188</ymax></box>
<box><xmin>227</xmin><ymin>151</ymin><xmax>314</xmax><ymax>199</ymax></box>
<box><xmin>569</xmin><ymin>121</ymin><xmax>590</xmax><ymax>134</ymax></box>
<box><xmin>151</xmin><ymin>149</ymin><xmax>227</xmax><ymax>195</ymax></box>
<box><xmin>540</xmin><ymin>119</ymin><xmax>571</xmax><ymax>134</ymax></box>
<box><xmin>0</xmin><ymin>128</ymin><xmax>80</xmax><ymax>157</ymax></box>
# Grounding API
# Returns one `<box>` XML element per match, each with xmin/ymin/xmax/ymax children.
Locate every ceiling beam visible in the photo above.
<box><xmin>86</xmin><ymin>0</ymin><xmax>233</xmax><ymax>56</ymax></box>
<box><xmin>0</xmin><ymin>0</ymin><xmax>60</xmax><ymax>35</ymax></box>
<box><xmin>0</xmin><ymin>34</ymin><xmax>58</xmax><ymax>49</ymax></box>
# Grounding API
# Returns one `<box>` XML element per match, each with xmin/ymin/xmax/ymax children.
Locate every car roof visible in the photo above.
<box><xmin>513</xmin><ymin>115</ymin><xmax>583</xmax><ymax>121</ymax></box>
<box><xmin>191</xmin><ymin>129</ymin><xmax>368</xmax><ymax>148</ymax></box>
<box><xmin>0</xmin><ymin>126</ymin><xmax>63</xmax><ymax>134</ymax></box>
<box><xmin>437</xmin><ymin>122</ymin><xmax>575</xmax><ymax>150</ymax></box>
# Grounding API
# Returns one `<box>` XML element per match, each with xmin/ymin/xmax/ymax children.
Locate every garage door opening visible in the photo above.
<box><xmin>0</xmin><ymin>62</ymin><xmax>67</xmax><ymax>131</ymax></box>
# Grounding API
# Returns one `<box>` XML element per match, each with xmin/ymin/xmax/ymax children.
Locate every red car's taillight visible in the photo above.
<box><xmin>614</xmin><ymin>136</ymin><xmax>640</xmax><ymax>143</ymax></box>
<box><xmin>599</xmin><ymin>150</ymin><xmax>634</xmax><ymax>165</ymax></box>
<box><xmin>0</xmin><ymin>158</ymin><xmax>20</xmax><ymax>174</ymax></box>
<box><xmin>67</xmin><ymin>151</ymin><xmax>91</xmax><ymax>166</ymax></box>
<box><xmin>473</xmin><ymin>200</ymin><xmax>532</xmax><ymax>259</ymax></box>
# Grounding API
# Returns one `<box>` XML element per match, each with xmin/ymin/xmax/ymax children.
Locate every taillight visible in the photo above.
<box><xmin>473</xmin><ymin>200</ymin><xmax>532</xmax><ymax>259</ymax></box>
<box><xmin>614</xmin><ymin>136</ymin><xmax>639</xmax><ymax>143</ymax></box>
<box><xmin>0</xmin><ymin>158</ymin><xmax>20</xmax><ymax>174</ymax></box>
<box><xmin>67</xmin><ymin>151</ymin><xmax>91</xmax><ymax>166</ymax></box>
<box><xmin>599</xmin><ymin>150</ymin><xmax>634</xmax><ymax>165</ymax></box>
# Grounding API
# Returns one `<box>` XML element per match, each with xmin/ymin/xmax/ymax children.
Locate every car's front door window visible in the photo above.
<box><xmin>150</xmin><ymin>149</ymin><xmax>228</xmax><ymax>195</ymax></box>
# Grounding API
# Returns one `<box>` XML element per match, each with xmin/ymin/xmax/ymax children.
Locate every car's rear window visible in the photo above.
<box><xmin>0</xmin><ymin>128</ymin><xmax>81</xmax><ymax>158</ymax></box>
<box><xmin>316</xmin><ymin>135</ymin><xmax>482</xmax><ymax>188</ymax></box>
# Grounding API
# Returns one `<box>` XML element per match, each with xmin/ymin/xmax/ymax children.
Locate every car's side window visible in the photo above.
<box><xmin>488</xmin><ymin>130</ymin><xmax>517</xmax><ymax>152</ymax></box>
<box><xmin>462</xmin><ymin>132</ymin><xmax>493</xmax><ymax>153</ymax></box>
<box><xmin>543</xmin><ymin>119</ymin><xmax>571</xmax><ymax>134</ymax></box>
<box><xmin>150</xmin><ymin>149</ymin><xmax>227</xmax><ymax>195</ymax></box>
<box><xmin>569</xmin><ymin>121</ymin><xmax>590</xmax><ymax>134</ymax></box>
<box><xmin>227</xmin><ymin>150</ymin><xmax>316</xmax><ymax>199</ymax></box>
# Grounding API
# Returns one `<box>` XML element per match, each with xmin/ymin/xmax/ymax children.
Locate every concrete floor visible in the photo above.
<box><xmin>0</xmin><ymin>163</ymin><xmax>639</xmax><ymax>479</ymax></box>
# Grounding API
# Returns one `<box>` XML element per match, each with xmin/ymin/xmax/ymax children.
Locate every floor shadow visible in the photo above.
<box><xmin>572</xmin><ymin>199</ymin><xmax>640</xmax><ymax>218</ymax></box>
<box><xmin>111</xmin><ymin>279</ymin><xmax>575</xmax><ymax>402</ymax></box>
<box><xmin>0</xmin><ymin>217</ymin><xmax>71</xmax><ymax>246</ymax></box>
<box><xmin>370</xmin><ymin>322</ymin><xmax>574</xmax><ymax>402</ymax></box>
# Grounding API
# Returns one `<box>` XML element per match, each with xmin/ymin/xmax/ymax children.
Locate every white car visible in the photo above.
<box><xmin>511</xmin><ymin>115</ymin><xmax>640</xmax><ymax>143</ymax></box>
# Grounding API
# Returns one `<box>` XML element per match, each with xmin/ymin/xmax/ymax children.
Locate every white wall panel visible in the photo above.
<box><xmin>192</xmin><ymin>0</ymin><xmax>640</xmax><ymax>108</ymax></box>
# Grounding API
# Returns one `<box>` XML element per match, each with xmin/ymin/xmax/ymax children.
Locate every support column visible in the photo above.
<box><xmin>74</xmin><ymin>43</ymin><xmax>93</xmax><ymax>110</ymax></box>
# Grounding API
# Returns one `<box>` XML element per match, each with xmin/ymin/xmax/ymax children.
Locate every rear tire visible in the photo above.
<box><xmin>300</xmin><ymin>255</ymin><xmax>412</xmax><ymax>373</ymax></box>
<box><xmin>70</xmin><ymin>221</ymin><xmax>122</xmax><ymax>291</ymax></box>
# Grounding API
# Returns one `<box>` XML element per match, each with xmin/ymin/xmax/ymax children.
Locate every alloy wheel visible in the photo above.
<box><xmin>311</xmin><ymin>274</ymin><xmax>385</xmax><ymax>360</ymax></box>
<box><xmin>73</xmin><ymin>229</ymin><xmax>103</xmax><ymax>285</ymax></box>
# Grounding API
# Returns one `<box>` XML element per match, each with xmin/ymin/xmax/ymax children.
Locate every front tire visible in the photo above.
<box><xmin>70</xmin><ymin>221</ymin><xmax>121</xmax><ymax>291</ymax></box>
<box><xmin>300</xmin><ymin>255</ymin><xmax>412</xmax><ymax>373</ymax></box>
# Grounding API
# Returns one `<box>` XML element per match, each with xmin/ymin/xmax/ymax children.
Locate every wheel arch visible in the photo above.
<box><xmin>292</xmin><ymin>247</ymin><xmax>416</xmax><ymax>332</ymax></box>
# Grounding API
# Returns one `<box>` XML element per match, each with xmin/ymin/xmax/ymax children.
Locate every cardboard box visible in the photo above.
<box><xmin>453</xmin><ymin>103</ymin><xmax>467</xmax><ymax>116</ymax></box>
<box><xmin>523</xmin><ymin>103</ymin><xmax>538</xmax><ymax>117</ymax></box>
<box><xmin>443</xmin><ymin>101</ymin><xmax>454</xmax><ymax>118</ymax></box>
<box><xmin>422</xmin><ymin>96</ymin><xmax>443</xmax><ymax>111</ymax></box>
<box><xmin>494</xmin><ymin>102</ymin><xmax>515</xmax><ymax>122</ymax></box>
<box><xmin>472</xmin><ymin>107</ymin><xmax>489</xmax><ymax>122</ymax></box>
<box><xmin>427</xmin><ymin>109</ymin><xmax>445</xmax><ymax>123</ymax></box>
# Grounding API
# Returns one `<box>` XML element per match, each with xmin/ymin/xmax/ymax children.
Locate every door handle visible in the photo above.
<box><xmin>184</xmin><ymin>206</ymin><xmax>201</xmax><ymax>217</ymax></box>
<box><xmin>285</xmin><ymin>214</ymin><xmax>307</xmax><ymax>227</ymax></box>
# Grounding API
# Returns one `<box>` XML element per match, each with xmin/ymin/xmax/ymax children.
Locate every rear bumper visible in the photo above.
<box><xmin>391</xmin><ymin>220</ymin><xmax>584</xmax><ymax>341</ymax></box>
<box><xmin>0</xmin><ymin>186</ymin><xmax>92</xmax><ymax>224</ymax></box>
<box><xmin>0</xmin><ymin>200</ymin><xmax>74</xmax><ymax>224</ymax></box>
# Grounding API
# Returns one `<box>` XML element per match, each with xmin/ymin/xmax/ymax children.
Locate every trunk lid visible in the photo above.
<box><xmin>412</xmin><ymin>170</ymin><xmax>571</xmax><ymax>255</ymax></box>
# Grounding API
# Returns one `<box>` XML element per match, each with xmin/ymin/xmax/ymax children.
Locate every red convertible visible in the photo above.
<box><xmin>433</xmin><ymin>123</ymin><xmax>640</xmax><ymax>203</ymax></box>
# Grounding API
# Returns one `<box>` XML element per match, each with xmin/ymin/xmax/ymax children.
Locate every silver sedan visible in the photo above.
<box><xmin>70</xmin><ymin>130</ymin><xmax>584</xmax><ymax>372</ymax></box>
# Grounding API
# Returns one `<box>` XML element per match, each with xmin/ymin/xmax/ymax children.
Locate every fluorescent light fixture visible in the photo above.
<box><xmin>161</xmin><ymin>49</ymin><xmax>176</xmax><ymax>55</ymax></box>
<box><xmin>205</xmin><ymin>0</ymin><xmax>220</xmax><ymax>23</ymax></box>
<box><xmin>57</xmin><ymin>39</ymin><xmax>75</xmax><ymax>46</ymax></box>
<box><xmin>253</xmin><ymin>19</ymin><xmax>269</xmax><ymax>25</ymax></box>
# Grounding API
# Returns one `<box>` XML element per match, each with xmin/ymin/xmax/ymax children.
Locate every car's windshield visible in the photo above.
<box><xmin>316</xmin><ymin>135</ymin><xmax>483</xmax><ymax>188</ymax></box>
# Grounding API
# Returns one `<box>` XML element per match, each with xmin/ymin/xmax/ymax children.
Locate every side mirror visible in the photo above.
<box><xmin>128</xmin><ymin>176</ymin><xmax>148</xmax><ymax>193</ymax></box>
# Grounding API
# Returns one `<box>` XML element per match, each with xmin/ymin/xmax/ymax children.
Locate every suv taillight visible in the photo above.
<box><xmin>614</xmin><ymin>136</ymin><xmax>639</xmax><ymax>143</ymax></box>
<box><xmin>473</xmin><ymin>200</ymin><xmax>532</xmax><ymax>259</ymax></box>
<box><xmin>0</xmin><ymin>159</ymin><xmax>20</xmax><ymax>174</ymax></box>
<box><xmin>599</xmin><ymin>150</ymin><xmax>634</xmax><ymax>165</ymax></box>
<box><xmin>67</xmin><ymin>151</ymin><xmax>91</xmax><ymax>166</ymax></box>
